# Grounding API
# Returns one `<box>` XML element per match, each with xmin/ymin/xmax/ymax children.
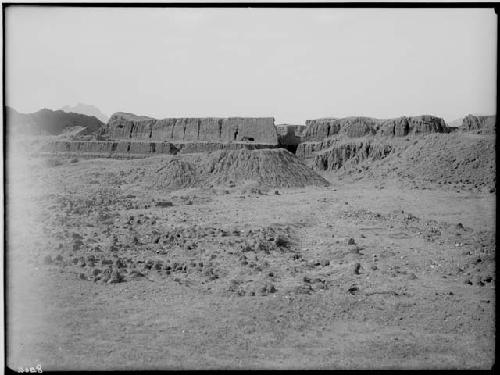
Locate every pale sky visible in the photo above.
<box><xmin>5</xmin><ymin>6</ymin><xmax>497</xmax><ymax>124</ymax></box>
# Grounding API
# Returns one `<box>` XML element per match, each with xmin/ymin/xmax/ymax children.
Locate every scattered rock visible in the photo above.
<box><xmin>92</xmin><ymin>268</ymin><xmax>102</xmax><ymax>276</ymax></box>
<box><xmin>108</xmin><ymin>269</ymin><xmax>124</xmax><ymax>284</ymax></box>
<box><xmin>354</xmin><ymin>263</ymin><xmax>361</xmax><ymax>275</ymax></box>
<box><xmin>294</xmin><ymin>284</ymin><xmax>313</xmax><ymax>295</ymax></box>
<box><xmin>144</xmin><ymin>259</ymin><xmax>154</xmax><ymax>270</ymax></box>
<box><xmin>100</xmin><ymin>268</ymin><xmax>112</xmax><ymax>283</ymax></box>
<box><xmin>129</xmin><ymin>270</ymin><xmax>145</xmax><ymax>278</ymax></box>
<box><xmin>260</xmin><ymin>283</ymin><xmax>277</xmax><ymax>295</ymax></box>
<box><xmin>348</xmin><ymin>285</ymin><xmax>359</xmax><ymax>294</ymax></box>
<box><xmin>156</xmin><ymin>201</ymin><xmax>173</xmax><ymax>208</ymax></box>
<box><xmin>114</xmin><ymin>258</ymin><xmax>127</xmax><ymax>268</ymax></box>
<box><xmin>43</xmin><ymin>255</ymin><xmax>53</xmax><ymax>265</ymax></box>
<box><xmin>473</xmin><ymin>275</ymin><xmax>484</xmax><ymax>286</ymax></box>
<box><xmin>347</xmin><ymin>238</ymin><xmax>356</xmax><ymax>245</ymax></box>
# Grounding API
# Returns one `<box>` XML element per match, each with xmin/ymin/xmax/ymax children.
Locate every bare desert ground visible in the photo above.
<box><xmin>6</xmin><ymin>135</ymin><xmax>495</xmax><ymax>370</ymax></box>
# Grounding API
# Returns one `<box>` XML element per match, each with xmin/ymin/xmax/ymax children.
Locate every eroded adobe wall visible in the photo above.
<box><xmin>104</xmin><ymin>113</ymin><xmax>278</xmax><ymax>145</ymax></box>
<box><xmin>43</xmin><ymin>140</ymin><xmax>179</xmax><ymax>158</ymax></box>
<box><xmin>406</xmin><ymin>115</ymin><xmax>448</xmax><ymax>135</ymax></box>
<box><xmin>40</xmin><ymin>140</ymin><xmax>278</xmax><ymax>158</ymax></box>
<box><xmin>302</xmin><ymin>115</ymin><xmax>448</xmax><ymax>141</ymax></box>
<box><xmin>461</xmin><ymin>115</ymin><xmax>496</xmax><ymax>134</ymax></box>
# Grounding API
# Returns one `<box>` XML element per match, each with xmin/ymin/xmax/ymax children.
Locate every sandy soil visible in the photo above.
<box><xmin>6</xmin><ymin>154</ymin><xmax>495</xmax><ymax>370</ymax></box>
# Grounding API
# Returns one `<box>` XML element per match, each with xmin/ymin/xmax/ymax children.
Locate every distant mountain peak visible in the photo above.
<box><xmin>60</xmin><ymin>103</ymin><xmax>109</xmax><ymax>123</ymax></box>
<box><xmin>7</xmin><ymin>106</ymin><xmax>105</xmax><ymax>136</ymax></box>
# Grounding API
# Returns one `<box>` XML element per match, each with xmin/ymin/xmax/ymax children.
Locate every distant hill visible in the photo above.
<box><xmin>6</xmin><ymin>106</ymin><xmax>105</xmax><ymax>136</ymax></box>
<box><xmin>61</xmin><ymin>103</ymin><xmax>109</xmax><ymax>123</ymax></box>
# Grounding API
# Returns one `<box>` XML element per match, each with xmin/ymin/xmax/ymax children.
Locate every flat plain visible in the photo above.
<box><xmin>6</xmin><ymin>133</ymin><xmax>495</xmax><ymax>370</ymax></box>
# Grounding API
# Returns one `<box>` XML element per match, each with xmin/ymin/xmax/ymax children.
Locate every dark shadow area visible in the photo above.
<box><xmin>278</xmin><ymin>144</ymin><xmax>298</xmax><ymax>154</ymax></box>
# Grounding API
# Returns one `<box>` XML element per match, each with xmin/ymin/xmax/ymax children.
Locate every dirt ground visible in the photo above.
<box><xmin>6</xmin><ymin>151</ymin><xmax>495</xmax><ymax>370</ymax></box>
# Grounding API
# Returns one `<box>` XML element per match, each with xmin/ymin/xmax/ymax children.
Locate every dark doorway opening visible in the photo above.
<box><xmin>279</xmin><ymin>144</ymin><xmax>298</xmax><ymax>154</ymax></box>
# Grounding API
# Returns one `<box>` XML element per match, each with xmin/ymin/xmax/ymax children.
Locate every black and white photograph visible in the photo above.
<box><xmin>2</xmin><ymin>2</ymin><xmax>497</xmax><ymax>370</ymax></box>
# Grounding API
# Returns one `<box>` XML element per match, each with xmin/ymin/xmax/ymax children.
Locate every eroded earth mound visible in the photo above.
<box><xmin>311</xmin><ymin>133</ymin><xmax>495</xmax><ymax>192</ymax></box>
<box><xmin>144</xmin><ymin>149</ymin><xmax>330</xmax><ymax>189</ymax></box>
<box><xmin>61</xmin><ymin>148</ymin><xmax>329</xmax><ymax>191</ymax></box>
<box><xmin>195</xmin><ymin>148</ymin><xmax>330</xmax><ymax>188</ymax></box>
<box><xmin>149</xmin><ymin>158</ymin><xmax>200</xmax><ymax>189</ymax></box>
